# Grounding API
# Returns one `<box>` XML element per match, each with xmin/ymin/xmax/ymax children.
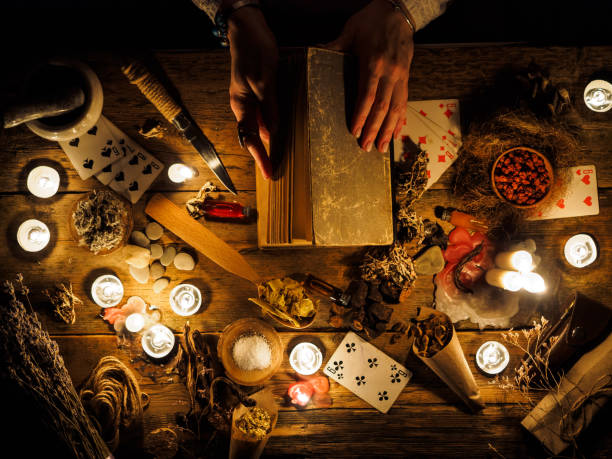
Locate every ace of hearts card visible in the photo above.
<box><xmin>324</xmin><ymin>332</ymin><xmax>411</xmax><ymax>413</ymax></box>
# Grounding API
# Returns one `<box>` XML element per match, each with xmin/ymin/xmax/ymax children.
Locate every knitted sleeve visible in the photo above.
<box><xmin>400</xmin><ymin>0</ymin><xmax>450</xmax><ymax>31</ymax></box>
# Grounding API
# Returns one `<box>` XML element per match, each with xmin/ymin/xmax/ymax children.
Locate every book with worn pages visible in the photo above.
<box><xmin>256</xmin><ymin>47</ymin><xmax>393</xmax><ymax>247</ymax></box>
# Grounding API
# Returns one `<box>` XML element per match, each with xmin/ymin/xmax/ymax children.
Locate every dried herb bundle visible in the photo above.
<box><xmin>43</xmin><ymin>282</ymin><xmax>82</xmax><ymax>324</ymax></box>
<box><xmin>186</xmin><ymin>181</ymin><xmax>218</xmax><ymax>219</ymax></box>
<box><xmin>0</xmin><ymin>275</ymin><xmax>109</xmax><ymax>458</ymax></box>
<box><xmin>79</xmin><ymin>356</ymin><xmax>150</xmax><ymax>452</ymax></box>
<box><xmin>361</xmin><ymin>242</ymin><xmax>417</xmax><ymax>293</ymax></box>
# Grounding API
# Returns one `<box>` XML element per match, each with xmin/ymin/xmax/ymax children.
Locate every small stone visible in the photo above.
<box><xmin>123</xmin><ymin>244</ymin><xmax>151</xmax><ymax>269</ymax></box>
<box><xmin>174</xmin><ymin>252</ymin><xmax>195</xmax><ymax>271</ymax></box>
<box><xmin>150</xmin><ymin>261</ymin><xmax>165</xmax><ymax>280</ymax></box>
<box><xmin>160</xmin><ymin>246</ymin><xmax>177</xmax><ymax>267</ymax></box>
<box><xmin>150</xmin><ymin>243</ymin><xmax>163</xmax><ymax>260</ymax></box>
<box><xmin>153</xmin><ymin>277</ymin><xmax>170</xmax><ymax>294</ymax></box>
<box><xmin>130</xmin><ymin>264</ymin><xmax>149</xmax><ymax>284</ymax></box>
<box><xmin>130</xmin><ymin>231</ymin><xmax>150</xmax><ymax>248</ymax></box>
<box><xmin>145</xmin><ymin>222</ymin><xmax>164</xmax><ymax>240</ymax></box>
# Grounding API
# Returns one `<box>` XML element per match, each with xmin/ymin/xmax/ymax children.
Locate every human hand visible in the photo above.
<box><xmin>227</xmin><ymin>7</ymin><xmax>278</xmax><ymax>179</ymax></box>
<box><xmin>326</xmin><ymin>0</ymin><xmax>414</xmax><ymax>153</ymax></box>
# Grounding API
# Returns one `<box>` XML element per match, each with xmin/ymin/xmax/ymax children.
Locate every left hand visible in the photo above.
<box><xmin>325</xmin><ymin>0</ymin><xmax>414</xmax><ymax>153</ymax></box>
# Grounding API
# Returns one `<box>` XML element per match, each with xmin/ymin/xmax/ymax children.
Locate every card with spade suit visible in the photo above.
<box><xmin>58</xmin><ymin>118</ymin><xmax>123</xmax><ymax>179</ymax></box>
<box><xmin>393</xmin><ymin>99</ymin><xmax>462</xmax><ymax>190</ymax></box>
<box><xmin>528</xmin><ymin>165</ymin><xmax>599</xmax><ymax>220</ymax></box>
<box><xmin>324</xmin><ymin>332</ymin><xmax>411</xmax><ymax>413</ymax></box>
<box><xmin>100</xmin><ymin>118</ymin><xmax>164</xmax><ymax>204</ymax></box>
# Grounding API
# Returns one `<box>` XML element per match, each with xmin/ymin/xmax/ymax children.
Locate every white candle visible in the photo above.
<box><xmin>494</xmin><ymin>250</ymin><xmax>533</xmax><ymax>272</ymax></box>
<box><xmin>125</xmin><ymin>313</ymin><xmax>145</xmax><ymax>333</ymax></box>
<box><xmin>141</xmin><ymin>324</ymin><xmax>175</xmax><ymax>358</ymax></box>
<box><xmin>17</xmin><ymin>219</ymin><xmax>50</xmax><ymax>252</ymax></box>
<box><xmin>169</xmin><ymin>284</ymin><xmax>202</xmax><ymax>316</ymax></box>
<box><xmin>564</xmin><ymin>234</ymin><xmax>598</xmax><ymax>268</ymax></box>
<box><xmin>168</xmin><ymin>163</ymin><xmax>194</xmax><ymax>183</ymax></box>
<box><xmin>521</xmin><ymin>272</ymin><xmax>546</xmax><ymax>294</ymax></box>
<box><xmin>289</xmin><ymin>342</ymin><xmax>323</xmax><ymax>375</ymax></box>
<box><xmin>475</xmin><ymin>341</ymin><xmax>509</xmax><ymax>375</ymax></box>
<box><xmin>91</xmin><ymin>275</ymin><xmax>124</xmax><ymax>308</ymax></box>
<box><xmin>27</xmin><ymin>166</ymin><xmax>60</xmax><ymax>198</ymax></box>
<box><xmin>485</xmin><ymin>269</ymin><xmax>523</xmax><ymax>292</ymax></box>
<box><xmin>584</xmin><ymin>79</ymin><xmax>612</xmax><ymax>112</ymax></box>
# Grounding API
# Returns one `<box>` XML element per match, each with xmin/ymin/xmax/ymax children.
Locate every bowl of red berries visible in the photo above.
<box><xmin>491</xmin><ymin>147</ymin><xmax>553</xmax><ymax>208</ymax></box>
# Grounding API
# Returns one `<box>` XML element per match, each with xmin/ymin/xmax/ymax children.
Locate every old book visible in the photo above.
<box><xmin>256</xmin><ymin>47</ymin><xmax>393</xmax><ymax>247</ymax></box>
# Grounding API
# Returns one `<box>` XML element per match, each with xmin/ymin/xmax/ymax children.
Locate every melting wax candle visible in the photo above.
<box><xmin>521</xmin><ymin>272</ymin><xmax>546</xmax><ymax>294</ymax></box>
<box><xmin>91</xmin><ymin>275</ymin><xmax>124</xmax><ymax>308</ymax></box>
<box><xmin>289</xmin><ymin>342</ymin><xmax>323</xmax><ymax>375</ymax></box>
<box><xmin>564</xmin><ymin>234</ymin><xmax>598</xmax><ymax>268</ymax></box>
<box><xmin>485</xmin><ymin>269</ymin><xmax>523</xmax><ymax>292</ymax></box>
<box><xmin>125</xmin><ymin>313</ymin><xmax>145</xmax><ymax>333</ymax></box>
<box><xmin>27</xmin><ymin>166</ymin><xmax>60</xmax><ymax>198</ymax></box>
<box><xmin>475</xmin><ymin>341</ymin><xmax>509</xmax><ymax>375</ymax></box>
<box><xmin>584</xmin><ymin>79</ymin><xmax>612</xmax><ymax>112</ymax></box>
<box><xmin>168</xmin><ymin>163</ymin><xmax>194</xmax><ymax>183</ymax></box>
<box><xmin>495</xmin><ymin>250</ymin><xmax>533</xmax><ymax>272</ymax></box>
<box><xmin>169</xmin><ymin>284</ymin><xmax>202</xmax><ymax>316</ymax></box>
<box><xmin>17</xmin><ymin>219</ymin><xmax>50</xmax><ymax>252</ymax></box>
<box><xmin>141</xmin><ymin>324</ymin><xmax>175</xmax><ymax>358</ymax></box>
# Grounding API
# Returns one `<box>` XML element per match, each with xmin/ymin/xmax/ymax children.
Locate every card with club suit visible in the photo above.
<box><xmin>324</xmin><ymin>332</ymin><xmax>411</xmax><ymax>413</ymax></box>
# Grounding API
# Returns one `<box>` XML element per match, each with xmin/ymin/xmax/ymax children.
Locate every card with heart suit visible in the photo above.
<box><xmin>58</xmin><ymin>117</ymin><xmax>123</xmax><ymax>179</ymax></box>
<box><xmin>101</xmin><ymin>118</ymin><xmax>164</xmax><ymax>204</ymax></box>
<box><xmin>528</xmin><ymin>165</ymin><xmax>599</xmax><ymax>220</ymax></box>
<box><xmin>393</xmin><ymin>99</ymin><xmax>462</xmax><ymax>190</ymax></box>
<box><xmin>324</xmin><ymin>332</ymin><xmax>412</xmax><ymax>413</ymax></box>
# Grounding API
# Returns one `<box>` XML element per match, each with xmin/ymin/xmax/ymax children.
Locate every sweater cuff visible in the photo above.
<box><xmin>192</xmin><ymin>0</ymin><xmax>222</xmax><ymax>22</ymax></box>
<box><xmin>400</xmin><ymin>0</ymin><xmax>449</xmax><ymax>31</ymax></box>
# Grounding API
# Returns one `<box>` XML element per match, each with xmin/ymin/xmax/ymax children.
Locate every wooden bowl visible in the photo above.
<box><xmin>70</xmin><ymin>189</ymin><xmax>133</xmax><ymax>255</ymax></box>
<box><xmin>217</xmin><ymin>318</ymin><xmax>284</xmax><ymax>386</ymax></box>
<box><xmin>491</xmin><ymin>146</ymin><xmax>554</xmax><ymax>209</ymax></box>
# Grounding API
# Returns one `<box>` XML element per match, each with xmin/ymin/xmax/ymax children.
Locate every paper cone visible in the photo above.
<box><xmin>413</xmin><ymin>307</ymin><xmax>485</xmax><ymax>412</ymax></box>
<box><xmin>229</xmin><ymin>388</ymin><xmax>278</xmax><ymax>459</ymax></box>
<box><xmin>521</xmin><ymin>331</ymin><xmax>612</xmax><ymax>455</ymax></box>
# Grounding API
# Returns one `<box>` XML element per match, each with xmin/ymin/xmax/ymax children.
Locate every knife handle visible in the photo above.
<box><xmin>121</xmin><ymin>60</ymin><xmax>181</xmax><ymax>123</ymax></box>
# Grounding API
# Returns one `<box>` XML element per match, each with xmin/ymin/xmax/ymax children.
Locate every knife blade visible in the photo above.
<box><xmin>121</xmin><ymin>60</ymin><xmax>237</xmax><ymax>194</ymax></box>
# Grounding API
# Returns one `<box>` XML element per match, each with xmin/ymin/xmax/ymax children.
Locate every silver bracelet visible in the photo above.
<box><xmin>384</xmin><ymin>0</ymin><xmax>416</xmax><ymax>34</ymax></box>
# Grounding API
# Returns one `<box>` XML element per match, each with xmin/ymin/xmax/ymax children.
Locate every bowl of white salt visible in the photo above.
<box><xmin>218</xmin><ymin>318</ymin><xmax>284</xmax><ymax>386</ymax></box>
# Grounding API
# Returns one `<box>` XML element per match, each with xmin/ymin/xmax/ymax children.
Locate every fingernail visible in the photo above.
<box><xmin>365</xmin><ymin>141</ymin><xmax>373</xmax><ymax>152</ymax></box>
<box><xmin>354</xmin><ymin>127</ymin><xmax>362</xmax><ymax>138</ymax></box>
<box><xmin>381</xmin><ymin>142</ymin><xmax>389</xmax><ymax>153</ymax></box>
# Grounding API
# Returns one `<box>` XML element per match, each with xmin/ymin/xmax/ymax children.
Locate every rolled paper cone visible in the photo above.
<box><xmin>521</xmin><ymin>330</ymin><xmax>612</xmax><ymax>455</ymax></box>
<box><xmin>413</xmin><ymin>307</ymin><xmax>485</xmax><ymax>413</ymax></box>
<box><xmin>229</xmin><ymin>388</ymin><xmax>278</xmax><ymax>459</ymax></box>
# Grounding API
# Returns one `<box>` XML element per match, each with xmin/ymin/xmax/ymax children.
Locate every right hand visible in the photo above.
<box><xmin>227</xmin><ymin>7</ymin><xmax>279</xmax><ymax>179</ymax></box>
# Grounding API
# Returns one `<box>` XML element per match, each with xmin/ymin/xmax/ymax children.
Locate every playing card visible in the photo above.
<box><xmin>58</xmin><ymin>117</ymin><xmax>123</xmax><ymax>179</ymax></box>
<box><xmin>324</xmin><ymin>332</ymin><xmax>411</xmax><ymax>413</ymax></box>
<box><xmin>93</xmin><ymin>116</ymin><xmax>127</xmax><ymax>185</ymax></box>
<box><xmin>528</xmin><ymin>165</ymin><xmax>599</xmax><ymax>220</ymax></box>
<box><xmin>393</xmin><ymin>99</ymin><xmax>462</xmax><ymax>190</ymax></box>
<box><xmin>103</xmin><ymin>118</ymin><xmax>164</xmax><ymax>204</ymax></box>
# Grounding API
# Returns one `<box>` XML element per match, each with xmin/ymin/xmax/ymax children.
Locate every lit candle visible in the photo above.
<box><xmin>494</xmin><ymin>250</ymin><xmax>533</xmax><ymax>272</ymax></box>
<box><xmin>27</xmin><ymin>166</ymin><xmax>60</xmax><ymax>198</ymax></box>
<box><xmin>475</xmin><ymin>341</ymin><xmax>509</xmax><ymax>375</ymax></box>
<box><xmin>287</xmin><ymin>381</ymin><xmax>314</xmax><ymax>407</ymax></box>
<box><xmin>141</xmin><ymin>324</ymin><xmax>175</xmax><ymax>358</ymax></box>
<box><xmin>485</xmin><ymin>269</ymin><xmax>523</xmax><ymax>292</ymax></box>
<box><xmin>17</xmin><ymin>219</ymin><xmax>50</xmax><ymax>252</ymax></box>
<box><xmin>125</xmin><ymin>313</ymin><xmax>145</xmax><ymax>333</ymax></box>
<box><xmin>584</xmin><ymin>79</ymin><xmax>612</xmax><ymax>112</ymax></box>
<box><xmin>521</xmin><ymin>272</ymin><xmax>546</xmax><ymax>294</ymax></box>
<box><xmin>168</xmin><ymin>163</ymin><xmax>194</xmax><ymax>183</ymax></box>
<box><xmin>564</xmin><ymin>234</ymin><xmax>598</xmax><ymax>268</ymax></box>
<box><xmin>91</xmin><ymin>275</ymin><xmax>124</xmax><ymax>308</ymax></box>
<box><xmin>169</xmin><ymin>284</ymin><xmax>202</xmax><ymax>316</ymax></box>
<box><xmin>289</xmin><ymin>342</ymin><xmax>323</xmax><ymax>375</ymax></box>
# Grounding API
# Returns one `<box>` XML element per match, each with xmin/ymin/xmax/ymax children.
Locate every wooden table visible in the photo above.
<box><xmin>1</xmin><ymin>45</ymin><xmax>611</xmax><ymax>458</ymax></box>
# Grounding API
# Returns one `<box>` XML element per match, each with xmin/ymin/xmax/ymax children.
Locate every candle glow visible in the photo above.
<box><xmin>564</xmin><ymin>234</ymin><xmax>598</xmax><ymax>268</ymax></box>
<box><xmin>289</xmin><ymin>342</ymin><xmax>323</xmax><ymax>375</ymax></box>
<box><xmin>17</xmin><ymin>219</ymin><xmax>50</xmax><ymax>252</ymax></box>
<box><xmin>168</xmin><ymin>163</ymin><xmax>194</xmax><ymax>183</ymax></box>
<box><xmin>141</xmin><ymin>324</ymin><xmax>175</xmax><ymax>358</ymax></box>
<box><xmin>485</xmin><ymin>269</ymin><xmax>523</xmax><ymax>292</ymax></box>
<box><xmin>169</xmin><ymin>284</ymin><xmax>202</xmax><ymax>316</ymax></box>
<box><xmin>495</xmin><ymin>250</ymin><xmax>533</xmax><ymax>272</ymax></box>
<box><xmin>27</xmin><ymin>166</ymin><xmax>60</xmax><ymax>198</ymax></box>
<box><xmin>475</xmin><ymin>341</ymin><xmax>509</xmax><ymax>375</ymax></box>
<box><xmin>91</xmin><ymin>275</ymin><xmax>124</xmax><ymax>308</ymax></box>
<box><xmin>521</xmin><ymin>272</ymin><xmax>546</xmax><ymax>294</ymax></box>
<box><xmin>125</xmin><ymin>313</ymin><xmax>145</xmax><ymax>333</ymax></box>
<box><xmin>584</xmin><ymin>80</ymin><xmax>612</xmax><ymax>112</ymax></box>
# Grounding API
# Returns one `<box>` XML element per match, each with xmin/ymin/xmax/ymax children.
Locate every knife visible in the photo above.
<box><xmin>121</xmin><ymin>60</ymin><xmax>237</xmax><ymax>194</ymax></box>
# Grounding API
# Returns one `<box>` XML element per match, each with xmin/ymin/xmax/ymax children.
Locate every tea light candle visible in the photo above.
<box><xmin>91</xmin><ymin>275</ymin><xmax>124</xmax><ymax>308</ymax></box>
<box><xmin>521</xmin><ymin>272</ymin><xmax>546</xmax><ymax>294</ymax></box>
<box><xmin>168</xmin><ymin>163</ymin><xmax>194</xmax><ymax>183</ymax></box>
<box><xmin>584</xmin><ymin>79</ymin><xmax>612</xmax><ymax>112</ymax></box>
<box><xmin>485</xmin><ymin>269</ymin><xmax>523</xmax><ymax>292</ymax></box>
<box><xmin>564</xmin><ymin>234</ymin><xmax>598</xmax><ymax>268</ymax></box>
<box><xmin>495</xmin><ymin>250</ymin><xmax>533</xmax><ymax>272</ymax></box>
<box><xmin>169</xmin><ymin>284</ymin><xmax>202</xmax><ymax>316</ymax></box>
<box><xmin>27</xmin><ymin>166</ymin><xmax>60</xmax><ymax>198</ymax></box>
<box><xmin>125</xmin><ymin>313</ymin><xmax>145</xmax><ymax>333</ymax></box>
<box><xmin>141</xmin><ymin>324</ymin><xmax>175</xmax><ymax>358</ymax></box>
<box><xmin>475</xmin><ymin>341</ymin><xmax>509</xmax><ymax>375</ymax></box>
<box><xmin>289</xmin><ymin>342</ymin><xmax>323</xmax><ymax>375</ymax></box>
<box><xmin>288</xmin><ymin>381</ymin><xmax>314</xmax><ymax>407</ymax></box>
<box><xmin>17</xmin><ymin>219</ymin><xmax>50</xmax><ymax>252</ymax></box>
